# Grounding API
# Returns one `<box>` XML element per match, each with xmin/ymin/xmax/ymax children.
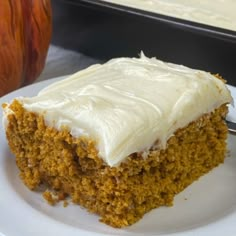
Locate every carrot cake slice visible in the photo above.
<box><xmin>2</xmin><ymin>53</ymin><xmax>232</xmax><ymax>227</ymax></box>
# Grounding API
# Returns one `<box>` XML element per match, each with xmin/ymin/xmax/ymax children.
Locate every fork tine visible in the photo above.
<box><xmin>226</xmin><ymin>120</ymin><xmax>236</xmax><ymax>134</ymax></box>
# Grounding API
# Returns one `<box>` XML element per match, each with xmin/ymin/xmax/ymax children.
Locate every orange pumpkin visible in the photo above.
<box><xmin>0</xmin><ymin>0</ymin><xmax>52</xmax><ymax>96</ymax></box>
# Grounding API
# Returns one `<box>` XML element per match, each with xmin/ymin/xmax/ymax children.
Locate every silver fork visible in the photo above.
<box><xmin>226</xmin><ymin>85</ymin><xmax>236</xmax><ymax>134</ymax></box>
<box><xmin>226</xmin><ymin>120</ymin><xmax>236</xmax><ymax>134</ymax></box>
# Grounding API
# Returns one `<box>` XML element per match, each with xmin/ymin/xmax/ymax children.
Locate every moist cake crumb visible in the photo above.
<box><xmin>43</xmin><ymin>190</ymin><xmax>57</xmax><ymax>206</ymax></box>
<box><xmin>63</xmin><ymin>200</ymin><xmax>69</xmax><ymax>208</ymax></box>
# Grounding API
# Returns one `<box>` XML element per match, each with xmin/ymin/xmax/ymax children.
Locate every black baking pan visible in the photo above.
<box><xmin>51</xmin><ymin>0</ymin><xmax>236</xmax><ymax>86</ymax></box>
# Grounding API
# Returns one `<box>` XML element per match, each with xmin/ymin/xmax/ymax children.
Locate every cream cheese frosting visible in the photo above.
<box><xmin>102</xmin><ymin>0</ymin><xmax>236</xmax><ymax>32</ymax></box>
<box><xmin>3</xmin><ymin>54</ymin><xmax>232</xmax><ymax>166</ymax></box>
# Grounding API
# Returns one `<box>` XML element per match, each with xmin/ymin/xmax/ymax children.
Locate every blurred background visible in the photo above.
<box><xmin>38</xmin><ymin>0</ymin><xmax>236</xmax><ymax>85</ymax></box>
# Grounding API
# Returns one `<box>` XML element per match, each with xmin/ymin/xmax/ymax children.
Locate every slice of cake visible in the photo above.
<box><xmin>2</xmin><ymin>53</ymin><xmax>232</xmax><ymax>227</ymax></box>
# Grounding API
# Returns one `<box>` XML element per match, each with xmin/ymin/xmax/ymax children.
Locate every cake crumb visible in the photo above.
<box><xmin>43</xmin><ymin>190</ymin><xmax>59</xmax><ymax>205</ymax></box>
<box><xmin>63</xmin><ymin>200</ymin><xmax>69</xmax><ymax>207</ymax></box>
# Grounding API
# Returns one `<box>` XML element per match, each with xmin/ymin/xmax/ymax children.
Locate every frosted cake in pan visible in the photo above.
<box><xmin>102</xmin><ymin>0</ymin><xmax>236</xmax><ymax>32</ymax></box>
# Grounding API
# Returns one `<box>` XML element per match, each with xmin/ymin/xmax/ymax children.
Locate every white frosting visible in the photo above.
<box><xmin>2</xmin><ymin>106</ymin><xmax>14</xmax><ymax>132</ymax></box>
<box><xmin>103</xmin><ymin>0</ymin><xmax>236</xmax><ymax>32</ymax></box>
<box><xmin>5</xmin><ymin>54</ymin><xmax>232</xmax><ymax>167</ymax></box>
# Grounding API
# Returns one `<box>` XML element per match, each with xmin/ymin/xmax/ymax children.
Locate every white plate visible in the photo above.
<box><xmin>0</xmin><ymin>77</ymin><xmax>236</xmax><ymax>236</ymax></box>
